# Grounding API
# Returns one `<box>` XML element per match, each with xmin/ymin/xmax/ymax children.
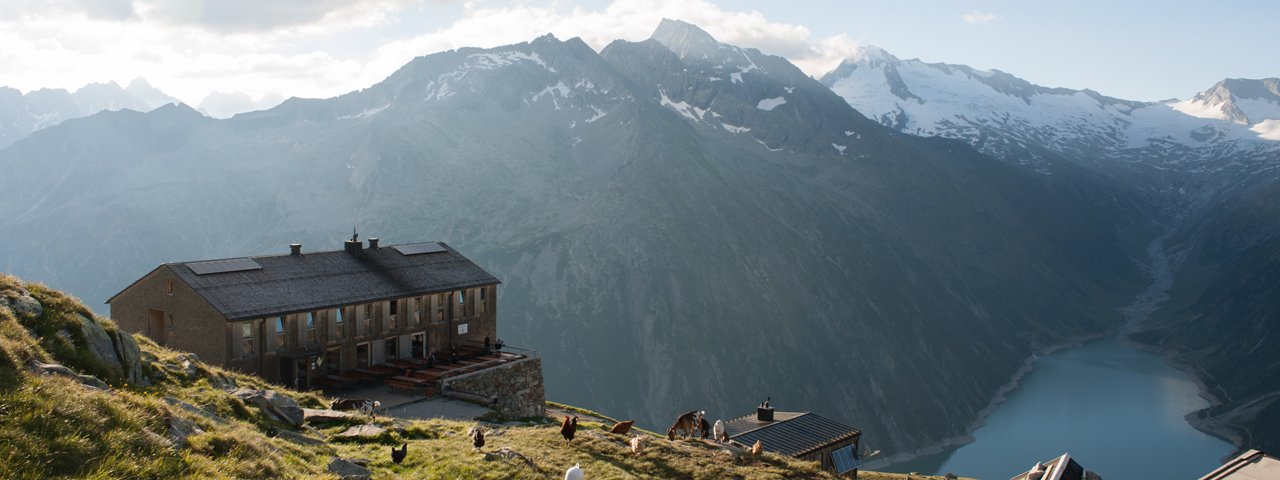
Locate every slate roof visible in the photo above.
<box><xmin>109</xmin><ymin>241</ymin><xmax>500</xmax><ymax>321</ymax></box>
<box><xmin>724</xmin><ymin>411</ymin><xmax>860</xmax><ymax>458</ymax></box>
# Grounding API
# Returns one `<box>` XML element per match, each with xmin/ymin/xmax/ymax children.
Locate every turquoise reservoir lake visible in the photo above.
<box><xmin>887</xmin><ymin>338</ymin><xmax>1234</xmax><ymax>479</ymax></box>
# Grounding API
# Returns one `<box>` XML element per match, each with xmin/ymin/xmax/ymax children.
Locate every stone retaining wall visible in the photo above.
<box><xmin>442</xmin><ymin>357</ymin><xmax>545</xmax><ymax>419</ymax></box>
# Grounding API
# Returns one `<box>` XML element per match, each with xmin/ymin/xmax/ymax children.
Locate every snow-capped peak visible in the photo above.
<box><xmin>820</xmin><ymin>45</ymin><xmax>1279</xmax><ymax>178</ymax></box>
<box><xmin>1172</xmin><ymin>78</ymin><xmax>1280</xmax><ymax>126</ymax></box>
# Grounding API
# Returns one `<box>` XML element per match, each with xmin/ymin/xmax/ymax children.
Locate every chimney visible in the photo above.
<box><xmin>368</xmin><ymin>237</ymin><xmax>380</xmax><ymax>249</ymax></box>
<box><xmin>757</xmin><ymin>406</ymin><xmax>774</xmax><ymax>422</ymax></box>
<box><xmin>344</xmin><ymin>239</ymin><xmax>363</xmax><ymax>255</ymax></box>
<box><xmin>289</xmin><ymin>243</ymin><xmax>302</xmax><ymax>255</ymax></box>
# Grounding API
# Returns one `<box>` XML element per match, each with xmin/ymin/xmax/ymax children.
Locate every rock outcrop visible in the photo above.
<box><xmin>0</xmin><ymin>290</ymin><xmax>42</xmax><ymax>318</ymax></box>
<box><xmin>29</xmin><ymin>359</ymin><xmax>108</xmax><ymax>389</ymax></box>
<box><xmin>166</xmin><ymin>415</ymin><xmax>204</xmax><ymax>449</ymax></box>
<box><xmin>231</xmin><ymin>388</ymin><xmax>304</xmax><ymax>427</ymax></box>
<box><xmin>303</xmin><ymin>408</ymin><xmax>359</xmax><ymax>424</ymax></box>
<box><xmin>326</xmin><ymin>457</ymin><xmax>372</xmax><ymax>480</ymax></box>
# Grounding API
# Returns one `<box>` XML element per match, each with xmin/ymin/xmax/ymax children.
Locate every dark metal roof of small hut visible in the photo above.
<box><xmin>110</xmin><ymin>241</ymin><xmax>499</xmax><ymax>321</ymax></box>
<box><xmin>724</xmin><ymin>411</ymin><xmax>861</xmax><ymax>458</ymax></box>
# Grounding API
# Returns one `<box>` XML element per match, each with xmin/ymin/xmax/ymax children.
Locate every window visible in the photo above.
<box><xmin>457</xmin><ymin>290</ymin><xmax>466</xmax><ymax>317</ymax></box>
<box><xmin>335</xmin><ymin>308</ymin><xmax>345</xmax><ymax>339</ymax></box>
<box><xmin>165</xmin><ymin>280</ymin><xmax>174</xmax><ymax>295</ymax></box>
<box><xmin>274</xmin><ymin>317</ymin><xmax>285</xmax><ymax>349</ymax></box>
<box><xmin>479</xmin><ymin>288</ymin><xmax>487</xmax><ymax>314</ymax></box>
<box><xmin>412</xmin><ymin>297</ymin><xmax>422</xmax><ymax>325</ymax></box>
<box><xmin>388</xmin><ymin>300</ymin><xmax>398</xmax><ymax>329</ymax></box>
<box><xmin>435</xmin><ymin>294</ymin><xmax>446</xmax><ymax>323</ymax></box>
<box><xmin>361</xmin><ymin>304</ymin><xmax>372</xmax><ymax>335</ymax></box>
<box><xmin>241</xmin><ymin>323</ymin><xmax>255</xmax><ymax>357</ymax></box>
<box><xmin>306</xmin><ymin>312</ymin><xmax>317</xmax><ymax>344</ymax></box>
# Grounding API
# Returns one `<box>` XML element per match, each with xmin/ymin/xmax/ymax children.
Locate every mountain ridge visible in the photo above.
<box><xmin>0</xmin><ymin>21</ymin><xmax>1145</xmax><ymax>462</ymax></box>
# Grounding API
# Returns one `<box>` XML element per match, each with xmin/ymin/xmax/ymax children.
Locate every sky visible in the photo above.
<box><xmin>1</xmin><ymin>0</ymin><xmax>1276</xmax><ymax>112</ymax></box>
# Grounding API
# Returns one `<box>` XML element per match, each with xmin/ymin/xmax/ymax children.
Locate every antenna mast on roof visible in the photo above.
<box><xmin>352</xmin><ymin>227</ymin><xmax>359</xmax><ymax>243</ymax></box>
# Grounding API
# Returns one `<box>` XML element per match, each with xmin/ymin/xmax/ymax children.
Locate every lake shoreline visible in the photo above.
<box><xmin>1117</xmin><ymin>332</ymin><xmax>1247</xmax><ymax>459</ymax></box>
<box><xmin>866</xmin><ymin>330</ymin><xmax>1111</xmax><ymax>471</ymax></box>
<box><xmin>875</xmin><ymin>235</ymin><xmax>1241</xmax><ymax>473</ymax></box>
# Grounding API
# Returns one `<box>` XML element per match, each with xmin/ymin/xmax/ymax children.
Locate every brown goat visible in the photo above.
<box><xmin>667</xmin><ymin>410</ymin><xmax>700</xmax><ymax>440</ymax></box>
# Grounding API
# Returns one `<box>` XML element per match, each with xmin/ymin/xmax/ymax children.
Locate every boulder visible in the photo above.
<box><xmin>230</xmin><ymin>388</ymin><xmax>304</xmax><ymax>427</ymax></box>
<box><xmin>332</xmin><ymin>424</ymin><xmax>387</xmax><ymax>440</ymax></box>
<box><xmin>77</xmin><ymin>313</ymin><xmax>121</xmax><ymax>371</ymax></box>
<box><xmin>164</xmin><ymin>396</ymin><xmax>227</xmax><ymax>424</ymax></box>
<box><xmin>110</xmin><ymin>329</ymin><xmax>146</xmax><ymax>386</ymax></box>
<box><xmin>166</xmin><ymin>415</ymin><xmax>204</xmax><ymax>449</ymax></box>
<box><xmin>3</xmin><ymin>290</ymin><xmax>43</xmax><ymax>319</ymax></box>
<box><xmin>303</xmin><ymin>408</ymin><xmax>359</xmax><ymax>424</ymax></box>
<box><xmin>326</xmin><ymin>457</ymin><xmax>372</xmax><ymax>480</ymax></box>
<box><xmin>176</xmin><ymin>353</ymin><xmax>201</xmax><ymax>377</ymax></box>
<box><xmin>206</xmin><ymin>373</ymin><xmax>238</xmax><ymax>391</ymax></box>
<box><xmin>29</xmin><ymin>359</ymin><xmax>108</xmax><ymax>390</ymax></box>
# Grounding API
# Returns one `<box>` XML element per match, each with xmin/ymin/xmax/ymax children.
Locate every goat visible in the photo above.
<box><xmin>330</xmin><ymin>398</ymin><xmax>378</xmax><ymax>411</ymax></box>
<box><xmin>667</xmin><ymin>410</ymin><xmax>700</xmax><ymax>440</ymax></box>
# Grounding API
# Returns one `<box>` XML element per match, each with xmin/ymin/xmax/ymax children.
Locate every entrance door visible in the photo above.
<box><xmin>384</xmin><ymin>337</ymin><xmax>398</xmax><ymax>362</ymax></box>
<box><xmin>295</xmin><ymin>358</ymin><xmax>310</xmax><ymax>390</ymax></box>
<box><xmin>411</xmin><ymin>333</ymin><xmax>426</xmax><ymax>359</ymax></box>
<box><xmin>148</xmin><ymin>309</ymin><xmax>166</xmax><ymax>345</ymax></box>
<box><xmin>325</xmin><ymin>348</ymin><xmax>341</xmax><ymax>375</ymax></box>
<box><xmin>355</xmin><ymin>342</ymin><xmax>371</xmax><ymax>369</ymax></box>
<box><xmin>278</xmin><ymin>356</ymin><xmax>294</xmax><ymax>387</ymax></box>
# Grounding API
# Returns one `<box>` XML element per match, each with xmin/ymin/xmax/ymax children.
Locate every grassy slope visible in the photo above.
<box><xmin>0</xmin><ymin>274</ymin><xmax>967</xmax><ymax>479</ymax></box>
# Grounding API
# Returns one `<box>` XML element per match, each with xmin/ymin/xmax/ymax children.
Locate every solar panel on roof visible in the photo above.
<box><xmin>188</xmin><ymin>258</ymin><xmax>263</xmax><ymax>275</ymax></box>
<box><xmin>830</xmin><ymin>445</ymin><xmax>861</xmax><ymax>474</ymax></box>
<box><xmin>394</xmin><ymin>242</ymin><xmax>446</xmax><ymax>255</ymax></box>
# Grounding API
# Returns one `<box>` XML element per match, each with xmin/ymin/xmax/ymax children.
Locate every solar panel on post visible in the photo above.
<box><xmin>830</xmin><ymin>444</ymin><xmax>861</xmax><ymax>474</ymax></box>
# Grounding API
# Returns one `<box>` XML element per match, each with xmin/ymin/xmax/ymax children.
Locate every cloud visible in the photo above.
<box><xmin>368</xmin><ymin>0</ymin><xmax>858</xmax><ymax>82</ymax></box>
<box><xmin>962</xmin><ymin>11</ymin><xmax>1000</xmax><ymax>24</ymax></box>
<box><xmin>0</xmin><ymin>0</ymin><xmax>863</xmax><ymax>115</ymax></box>
<box><xmin>134</xmin><ymin>0</ymin><xmax>415</xmax><ymax>33</ymax></box>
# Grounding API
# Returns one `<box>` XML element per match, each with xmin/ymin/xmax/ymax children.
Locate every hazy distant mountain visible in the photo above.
<box><xmin>0</xmin><ymin>19</ymin><xmax>1144</xmax><ymax>458</ymax></box>
<box><xmin>0</xmin><ymin>78</ymin><xmax>179</xmax><ymax>148</ymax></box>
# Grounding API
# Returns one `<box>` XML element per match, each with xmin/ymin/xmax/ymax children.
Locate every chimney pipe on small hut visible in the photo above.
<box><xmin>368</xmin><ymin>238</ymin><xmax>380</xmax><ymax>249</ymax></box>
<box><xmin>289</xmin><ymin>243</ymin><xmax>302</xmax><ymax>255</ymax></box>
<box><xmin>757</xmin><ymin>406</ymin><xmax>774</xmax><ymax>422</ymax></box>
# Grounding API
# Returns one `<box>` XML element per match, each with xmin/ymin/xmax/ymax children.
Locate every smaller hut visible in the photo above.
<box><xmin>722</xmin><ymin>403</ymin><xmax>862</xmax><ymax>477</ymax></box>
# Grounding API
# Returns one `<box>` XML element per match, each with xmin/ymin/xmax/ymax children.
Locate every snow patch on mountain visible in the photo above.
<box><xmin>585</xmin><ymin>105</ymin><xmax>608</xmax><ymax>123</ymax></box>
<box><xmin>337</xmin><ymin>103</ymin><xmax>390</xmax><ymax>120</ymax></box>
<box><xmin>659</xmin><ymin>89</ymin><xmax>708</xmax><ymax>122</ymax></box>
<box><xmin>757</xmin><ymin>96</ymin><xmax>786</xmax><ymax>111</ymax></box>
<box><xmin>721</xmin><ymin>123</ymin><xmax>750</xmax><ymax>134</ymax></box>
<box><xmin>1253</xmin><ymin>119</ymin><xmax>1280</xmax><ymax>141</ymax></box>
<box><xmin>468</xmin><ymin>51</ymin><xmax>553</xmax><ymax>73</ymax></box>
